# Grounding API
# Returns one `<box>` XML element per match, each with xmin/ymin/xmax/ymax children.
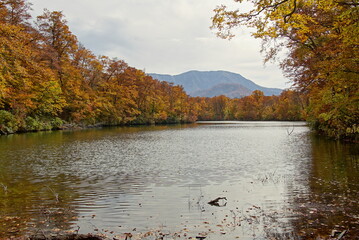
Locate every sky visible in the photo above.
<box><xmin>30</xmin><ymin>0</ymin><xmax>290</xmax><ymax>89</ymax></box>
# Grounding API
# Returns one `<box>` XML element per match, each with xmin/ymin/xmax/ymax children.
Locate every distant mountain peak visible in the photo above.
<box><xmin>149</xmin><ymin>70</ymin><xmax>282</xmax><ymax>98</ymax></box>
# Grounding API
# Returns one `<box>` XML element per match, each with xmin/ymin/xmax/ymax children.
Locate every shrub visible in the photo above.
<box><xmin>25</xmin><ymin>116</ymin><xmax>41</xmax><ymax>131</ymax></box>
<box><xmin>51</xmin><ymin>117</ymin><xmax>63</xmax><ymax>129</ymax></box>
<box><xmin>0</xmin><ymin>110</ymin><xmax>20</xmax><ymax>134</ymax></box>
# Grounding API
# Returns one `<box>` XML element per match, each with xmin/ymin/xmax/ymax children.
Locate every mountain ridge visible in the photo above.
<box><xmin>149</xmin><ymin>70</ymin><xmax>282</xmax><ymax>98</ymax></box>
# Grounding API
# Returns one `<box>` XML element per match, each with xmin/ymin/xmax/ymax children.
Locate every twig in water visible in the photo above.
<box><xmin>90</xmin><ymin>223</ymin><xmax>103</xmax><ymax>234</ymax></box>
<box><xmin>124</xmin><ymin>232</ymin><xmax>133</xmax><ymax>240</ymax></box>
<box><xmin>46</xmin><ymin>186</ymin><xmax>59</xmax><ymax>202</ymax></box>
<box><xmin>337</xmin><ymin>230</ymin><xmax>348</xmax><ymax>240</ymax></box>
<box><xmin>42</xmin><ymin>208</ymin><xmax>53</xmax><ymax>222</ymax></box>
<box><xmin>75</xmin><ymin>225</ymin><xmax>80</xmax><ymax>235</ymax></box>
<box><xmin>0</xmin><ymin>183</ymin><xmax>7</xmax><ymax>193</ymax></box>
<box><xmin>286</xmin><ymin>124</ymin><xmax>295</xmax><ymax>136</ymax></box>
<box><xmin>40</xmin><ymin>228</ymin><xmax>49</xmax><ymax>240</ymax></box>
<box><xmin>230</xmin><ymin>210</ymin><xmax>241</xmax><ymax>226</ymax></box>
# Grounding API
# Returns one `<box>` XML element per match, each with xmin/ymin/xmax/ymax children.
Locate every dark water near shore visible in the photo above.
<box><xmin>0</xmin><ymin>122</ymin><xmax>358</xmax><ymax>239</ymax></box>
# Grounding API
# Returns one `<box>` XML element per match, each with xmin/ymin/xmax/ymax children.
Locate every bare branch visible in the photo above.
<box><xmin>284</xmin><ymin>0</ymin><xmax>297</xmax><ymax>23</ymax></box>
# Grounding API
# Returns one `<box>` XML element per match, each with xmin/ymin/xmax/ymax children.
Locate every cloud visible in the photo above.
<box><xmin>30</xmin><ymin>0</ymin><xmax>289</xmax><ymax>88</ymax></box>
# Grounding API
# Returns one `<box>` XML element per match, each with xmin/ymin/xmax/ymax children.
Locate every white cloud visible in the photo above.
<box><xmin>30</xmin><ymin>0</ymin><xmax>290</xmax><ymax>89</ymax></box>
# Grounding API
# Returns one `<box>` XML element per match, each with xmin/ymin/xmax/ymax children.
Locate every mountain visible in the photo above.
<box><xmin>149</xmin><ymin>70</ymin><xmax>282</xmax><ymax>98</ymax></box>
<box><xmin>192</xmin><ymin>83</ymin><xmax>253</xmax><ymax>98</ymax></box>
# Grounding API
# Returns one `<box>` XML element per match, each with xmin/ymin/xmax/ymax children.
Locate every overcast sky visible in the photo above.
<box><xmin>30</xmin><ymin>0</ymin><xmax>290</xmax><ymax>89</ymax></box>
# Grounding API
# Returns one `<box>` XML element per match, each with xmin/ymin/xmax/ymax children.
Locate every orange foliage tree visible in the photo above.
<box><xmin>0</xmin><ymin>0</ymin><xmax>307</xmax><ymax>135</ymax></box>
<box><xmin>212</xmin><ymin>0</ymin><xmax>358</xmax><ymax>139</ymax></box>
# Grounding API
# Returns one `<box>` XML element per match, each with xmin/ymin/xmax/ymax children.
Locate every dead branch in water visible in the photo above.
<box><xmin>208</xmin><ymin>197</ymin><xmax>227</xmax><ymax>207</ymax></box>
<box><xmin>286</xmin><ymin>124</ymin><xmax>295</xmax><ymax>136</ymax></box>
<box><xmin>46</xmin><ymin>186</ymin><xmax>59</xmax><ymax>202</ymax></box>
<box><xmin>0</xmin><ymin>183</ymin><xmax>8</xmax><ymax>192</ymax></box>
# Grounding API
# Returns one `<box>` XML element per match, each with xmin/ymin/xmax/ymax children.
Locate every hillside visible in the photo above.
<box><xmin>191</xmin><ymin>83</ymin><xmax>253</xmax><ymax>98</ymax></box>
<box><xmin>149</xmin><ymin>70</ymin><xmax>282</xmax><ymax>98</ymax></box>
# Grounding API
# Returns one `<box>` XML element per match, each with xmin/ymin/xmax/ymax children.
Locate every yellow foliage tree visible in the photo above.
<box><xmin>212</xmin><ymin>0</ymin><xmax>359</xmax><ymax>139</ymax></box>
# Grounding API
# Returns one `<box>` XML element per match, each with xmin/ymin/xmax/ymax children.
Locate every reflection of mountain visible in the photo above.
<box><xmin>149</xmin><ymin>70</ymin><xmax>282</xmax><ymax>98</ymax></box>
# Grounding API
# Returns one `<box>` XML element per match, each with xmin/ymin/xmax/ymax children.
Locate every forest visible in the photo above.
<box><xmin>0</xmin><ymin>0</ymin><xmax>357</xmax><ymax>140</ymax></box>
<box><xmin>212</xmin><ymin>0</ymin><xmax>358</xmax><ymax>140</ymax></box>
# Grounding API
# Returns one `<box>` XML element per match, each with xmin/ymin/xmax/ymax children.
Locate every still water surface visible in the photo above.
<box><xmin>0</xmin><ymin>122</ymin><xmax>358</xmax><ymax>239</ymax></box>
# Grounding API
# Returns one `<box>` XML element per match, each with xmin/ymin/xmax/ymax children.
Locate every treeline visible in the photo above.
<box><xmin>0</xmin><ymin>0</ymin><xmax>304</xmax><ymax>135</ymax></box>
<box><xmin>193</xmin><ymin>90</ymin><xmax>305</xmax><ymax>121</ymax></box>
<box><xmin>0</xmin><ymin>0</ymin><xmax>198</xmax><ymax>134</ymax></box>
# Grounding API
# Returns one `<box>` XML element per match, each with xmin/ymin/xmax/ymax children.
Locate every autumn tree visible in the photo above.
<box><xmin>192</xmin><ymin>97</ymin><xmax>213</xmax><ymax>121</ymax></box>
<box><xmin>36</xmin><ymin>10</ymin><xmax>78</xmax><ymax>74</ymax></box>
<box><xmin>135</xmin><ymin>73</ymin><xmax>164</xmax><ymax>124</ymax></box>
<box><xmin>0</xmin><ymin>0</ymin><xmax>31</xmax><ymax>26</ymax></box>
<box><xmin>211</xmin><ymin>95</ymin><xmax>229</xmax><ymax>120</ymax></box>
<box><xmin>0</xmin><ymin>1</ymin><xmax>65</xmax><ymax>133</ymax></box>
<box><xmin>0</xmin><ymin>0</ymin><xmax>309</xmax><ymax>135</ymax></box>
<box><xmin>212</xmin><ymin>0</ymin><xmax>359</xmax><ymax>139</ymax></box>
<box><xmin>35</xmin><ymin>10</ymin><xmax>96</xmax><ymax>122</ymax></box>
<box><xmin>274</xmin><ymin>90</ymin><xmax>305</xmax><ymax>120</ymax></box>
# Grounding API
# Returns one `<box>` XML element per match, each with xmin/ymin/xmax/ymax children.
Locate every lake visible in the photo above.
<box><xmin>0</xmin><ymin>122</ymin><xmax>358</xmax><ymax>239</ymax></box>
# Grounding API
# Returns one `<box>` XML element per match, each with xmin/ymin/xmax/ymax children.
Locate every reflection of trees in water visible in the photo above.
<box><xmin>0</xmin><ymin>127</ymin><xmax>169</xmax><ymax>237</ymax></box>
<box><xmin>0</xmin><ymin>171</ymin><xmax>81</xmax><ymax>237</ymax></box>
<box><xmin>258</xmin><ymin>134</ymin><xmax>359</xmax><ymax>239</ymax></box>
<box><xmin>284</xmin><ymin>135</ymin><xmax>359</xmax><ymax>239</ymax></box>
<box><xmin>0</xmin><ymin>132</ymin><xmax>80</xmax><ymax>237</ymax></box>
<box><xmin>0</xmin><ymin>129</ymin><xmax>158</xmax><ymax>238</ymax></box>
<box><xmin>0</xmin><ymin>164</ymin><xmax>153</xmax><ymax>238</ymax></box>
<box><xmin>1</xmin><ymin>125</ymin><xmax>357</xmax><ymax>238</ymax></box>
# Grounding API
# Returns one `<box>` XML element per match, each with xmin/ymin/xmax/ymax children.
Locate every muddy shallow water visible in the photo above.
<box><xmin>0</xmin><ymin>122</ymin><xmax>358</xmax><ymax>239</ymax></box>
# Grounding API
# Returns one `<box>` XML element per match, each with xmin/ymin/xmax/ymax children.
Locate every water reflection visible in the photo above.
<box><xmin>0</xmin><ymin>122</ymin><xmax>358</xmax><ymax>239</ymax></box>
<box><xmin>288</xmin><ymin>135</ymin><xmax>359</xmax><ymax>239</ymax></box>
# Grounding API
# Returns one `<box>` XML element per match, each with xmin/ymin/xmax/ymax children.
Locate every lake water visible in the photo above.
<box><xmin>0</xmin><ymin>122</ymin><xmax>358</xmax><ymax>239</ymax></box>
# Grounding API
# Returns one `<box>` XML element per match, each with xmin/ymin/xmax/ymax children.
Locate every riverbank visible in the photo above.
<box><xmin>1</xmin><ymin>119</ymin><xmax>357</xmax><ymax>143</ymax></box>
<box><xmin>0</xmin><ymin>116</ymin><xmax>193</xmax><ymax>136</ymax></box>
